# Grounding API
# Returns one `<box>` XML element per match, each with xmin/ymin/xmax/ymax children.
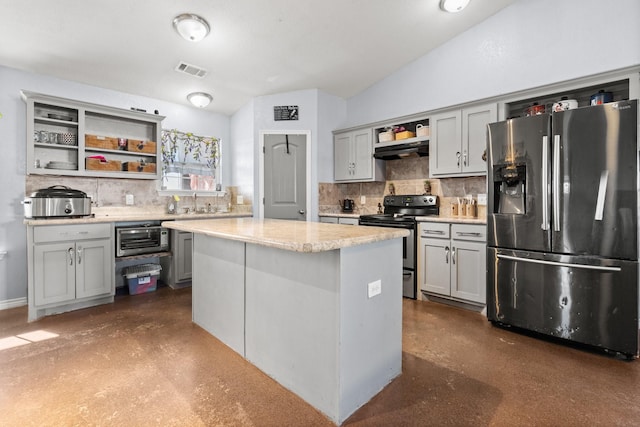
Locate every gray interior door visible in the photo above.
<box><xmin>264</xmin><ymin>134</ymin><xmax>307</xmax><ymax>220</ymax></box>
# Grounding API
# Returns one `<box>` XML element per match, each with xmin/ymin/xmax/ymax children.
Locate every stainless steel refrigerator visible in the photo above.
<box><xmin>487</xmin><ymin>100</ymin><xmax>639</xmax><ymax>358</ymax></box>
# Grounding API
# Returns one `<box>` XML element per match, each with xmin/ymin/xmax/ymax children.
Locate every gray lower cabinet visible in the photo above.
<box><xmin>28</xmin><ymin>223</ymin><xmax>114</xmax><ymax>320</ymax></box>
<box><xmin>175</xmin><ymin>231</ymin><xmax>193</xmax><ymax>282</ymax></box>
<box><xmin>319</xmin><ymin>216</ymin><xmax>359</xmax><ymax>225</ymax></box>
<box><xmin>418</xmin><ymin>222</ymin><xmax>486</xmax><ymax>305</ymax></box>
<box><xmin>161</xmin><ymin>229</ymin><xmax>193</xmax><ymax>288</ymax></box>
<box><xmin>338</xmin><ymin>217</ymin><xmax>359</xmax><ymax>225</ymax></box>
<box><xmin>319</xmin><ymin>217</ymin><xmax>339</xmax><ymax>224</ymax></box>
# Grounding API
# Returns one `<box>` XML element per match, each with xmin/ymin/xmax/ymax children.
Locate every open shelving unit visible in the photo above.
<box><xmin>24</xmin><ymin>91</ymin><xmax>165</xmax><ymax>179</ymax></box>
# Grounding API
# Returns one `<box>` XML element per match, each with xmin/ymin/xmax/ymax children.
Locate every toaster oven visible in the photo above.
<box><xmin>116</xmin><ymin>223</ymin><xmax>169</xmax><ymax>257</ymax></box>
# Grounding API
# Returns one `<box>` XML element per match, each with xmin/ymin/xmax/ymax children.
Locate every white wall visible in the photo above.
<box><xmin>229</xmin><ymin>99</ymin><xmax>255</xmax><ymax>197</ymax></box>
<box><xmin>345</xmin><ymin>0</ymin><xmax>640</xmax><ymax>127</ymax></box>
<box><xmin>0</xmin><ymin>65</ymin><xmax>230</xmax><ymax>305</ymax></box>
<box><xmin>317</xmin><ymin>91</ymin><xmax>347</xmax><ymax>183</ymax></box>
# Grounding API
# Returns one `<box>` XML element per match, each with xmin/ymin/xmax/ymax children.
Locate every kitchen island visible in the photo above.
<box><xmin>161</xmin><ymin>218</ymin><xmax>408</xmax><ymax>424</ymax></box>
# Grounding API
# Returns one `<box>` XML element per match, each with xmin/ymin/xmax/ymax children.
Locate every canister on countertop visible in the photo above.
<box><xmin>465</xmin><ymin>203</ymin><xmax>477</xmax><ymax>218</ymax></box>
<box><xmin>590</xmin><ymin>90</ymin><xmax>613</xmax><ymax>105</ymax></box>
<box><xmin>552</xmin><ymin>96</ymin><xmax>578</xmax><ymax>112</ymax></box>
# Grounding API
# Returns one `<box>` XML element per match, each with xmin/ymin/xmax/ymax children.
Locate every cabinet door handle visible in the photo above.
<box><xmin>445</xmin><ymin>246</ymin><xmax>450</xmax><ymax>264</ymax></box>
<box><xmin>422</xmin><ymin>230</ymin><xmax>445</xmax><ymax>235</ymax></box>
<box><xmin>68</xmin><ymin>248</ymin><xmax>74</xmax><ymax>266</ymax></box>
<box><xmin>452</xmin><ymin>247</ymin><xmax>456</xmax><ymax>264</ymax></box>
<box><xmin>463</xmin><ymin>150</ymin><xmax>468</xmax><ymax>167</ymax></box>
<box><xmin>456</xmin><ymin>152</ymin><xmax>461</xmax><ymax>167</ymax></box>
<box><xmin>455</xmin><ymin>232</ymin><xmax>482</xmax><ymax>237</ymax></box>
<box><xmin>76</xmin><ymin>246</ymin><xmax>82</xmax><ymax>264</ymax></box>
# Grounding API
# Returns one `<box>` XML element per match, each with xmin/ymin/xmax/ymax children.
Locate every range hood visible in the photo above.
<box><xmin>373</xmin><ymin>140</ymin><xmax>429</xmax><ymax>160</ymax></box>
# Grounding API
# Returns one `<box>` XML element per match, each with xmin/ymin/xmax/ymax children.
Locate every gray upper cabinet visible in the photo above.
<box><xmin>334</xmin><ymin>128</ymin><xmax>385</xmax><ymax>182</ymax></box>
<box><xmin>430</xmin><ymin>103</ymin><xmax>496</xmax><ymax>177</ymax></box>
<box><xmin>24</xmin><ymin>90</ymin><xmax>165</xmax><ymax>180</ymax></box>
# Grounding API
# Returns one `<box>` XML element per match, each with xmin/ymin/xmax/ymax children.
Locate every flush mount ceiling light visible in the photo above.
<box><xmin>173</xmin><ymin>13</ymin><xmax>210</xmax><ymax>42</ymax></box>
<box><xmin>187</xmin><ymin>92</ymin><xmax>213</xmax><ymax>108</ymax></box>
<box><xmin>440</xmin><ymin>0</ymin><xmax>471</xmax><ymax>13</ymax></box>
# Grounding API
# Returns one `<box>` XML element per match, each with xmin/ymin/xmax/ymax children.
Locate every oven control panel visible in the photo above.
<box><xmin>383</xmin><ymin>195</ymin><xmax>438</xmax><ymax>207</ymax></box>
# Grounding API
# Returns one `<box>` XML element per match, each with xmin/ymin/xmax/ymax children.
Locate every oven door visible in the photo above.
<box><xmin>359</xmin><ymin>219</ymin><xmax>416</xmax><ymax>299</ymax></box>
<box><xmin>116</xmin><ymin>226</ymin><xmax>169</xmax><ymax>257</ymax></box>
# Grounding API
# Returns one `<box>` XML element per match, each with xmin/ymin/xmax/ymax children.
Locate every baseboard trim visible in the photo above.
<box><xmin>0</xmin><ymin>297</ymin><xmax>27</xmax><ymax>310</ymax></box>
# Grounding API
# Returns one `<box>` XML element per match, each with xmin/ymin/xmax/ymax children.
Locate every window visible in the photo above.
<box><xmin>160</xmin><ymin>129</ymin><xmax>221</xmax><ymax>193</ymax></box>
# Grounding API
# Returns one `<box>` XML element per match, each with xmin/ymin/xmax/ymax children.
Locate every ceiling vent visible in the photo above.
<box><xmin>175</xmin><ymin>61</ymin><xmax>208</xmax><ymax>78</ymax></box>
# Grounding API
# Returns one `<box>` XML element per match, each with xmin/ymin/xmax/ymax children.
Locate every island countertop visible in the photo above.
<box><xmin>161</xmin><ymin>217</ymin><xmax>409</xmax><ymax>253</ymax></box>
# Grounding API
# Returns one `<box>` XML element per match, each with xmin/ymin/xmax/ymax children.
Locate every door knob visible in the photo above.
<box><xmin>298</xmin><ymin>210</ymin><xmax>305</xmax><ymax>215</ymax></box>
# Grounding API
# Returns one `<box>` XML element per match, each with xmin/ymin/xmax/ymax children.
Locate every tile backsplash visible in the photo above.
<box><xmin>25</xmin><ymin>176</ymin><xmax>252</xmax><ymax>214</ymax></box>
<box><xmin>319</xmin><ymin>156</ymin><xmax>487</xmax><ymax>218</ymax></box>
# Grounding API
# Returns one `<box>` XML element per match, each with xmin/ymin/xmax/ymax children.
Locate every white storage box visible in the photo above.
<box><xmin>378</xmin><ymin>130</ymin><xmax>395</xmax><ymax>143</ymax></box>
<box><xmin>416</xmin><ymin>124</ymin><xmax>430</xmax><ymax>137</ymax></box>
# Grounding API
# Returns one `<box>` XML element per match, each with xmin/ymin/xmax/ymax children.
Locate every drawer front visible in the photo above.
<box><xmin>451</xmin><ymin>224</ymin><xmax>486</xmax><ymax>242</ymax></box>
<box><xmin>34</xmin><ymin>223</ymin><xmax>112</xmax><ymax>243</ymax></box>
<box><xmin>419</xmin><ymin>222</ymin><xmax>450</xmax><ymax>239</ymax></box>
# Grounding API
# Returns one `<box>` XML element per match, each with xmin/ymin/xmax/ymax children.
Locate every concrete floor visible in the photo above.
<box><xmin>1</xmin><ymin>287</ymin><xmax>639</xmax><ymax>426</ymax></box>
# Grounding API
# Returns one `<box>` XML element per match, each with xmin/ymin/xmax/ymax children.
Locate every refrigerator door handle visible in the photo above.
<box><xmin>541</xmin><ymin>136</ymin><xmax>549</xmax><ymax>230</ymax></box>
<box><xmin>552</xmin><ymin>135</ymin><xmax>561</xmax><ymax>232</ymax></box>
<box><xmin>497</xmin><ymin>254</ymin><xmax>622</xmax><ymax>272</ymax></box>
<box><xmin>594</xmin><ymin>170</ymin><xmax>609</xmax><ymax>221</ymax></box>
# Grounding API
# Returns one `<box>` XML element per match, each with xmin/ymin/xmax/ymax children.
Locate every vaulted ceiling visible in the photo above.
<box><xmin>0</xmin><ymin>0</ymin><xmax>515</xmax><ymax>115</ymax></box>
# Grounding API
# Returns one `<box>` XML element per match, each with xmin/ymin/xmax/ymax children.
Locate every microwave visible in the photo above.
<box><xmin>115</xmin><ymin>224</ymin><xmax>169</xmax><ymax>257</ymax></box>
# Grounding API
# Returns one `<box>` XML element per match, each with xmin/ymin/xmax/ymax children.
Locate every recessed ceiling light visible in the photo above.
<box><xmin>187</xmin><ymin>92</ymin><xmax>213</xmax><ymax>108</ymax></box>
<box><xmin>173</xmin><ymin>13</ymin><xmax>210</xmax><ymax>42</ymax></box>
<box><xmin>440</xmin><ymin>0</ymin><xmax>471</xmax><ymax>13</ymax></box>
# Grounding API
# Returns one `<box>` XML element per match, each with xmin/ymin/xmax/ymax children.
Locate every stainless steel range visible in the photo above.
<box><xmin>359</xmin><ymin>195</ymin><xmax>439</xmax><ymax>299</ymax></box>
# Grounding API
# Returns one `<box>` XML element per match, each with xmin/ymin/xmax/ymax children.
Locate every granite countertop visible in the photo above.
<box><xmin>162</xmin><ymin>218</ymin><xmax>409</xmax><ymax>253</ymax></box>
<box><xmin>24</xmin><ymin>207</ymin><xmax>251</xmax><ymax>226</ymax></box>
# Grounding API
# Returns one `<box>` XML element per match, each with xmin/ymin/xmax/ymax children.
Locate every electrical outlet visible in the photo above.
<box><xmin>125</xmin><ymin>194</ymin><xmax>134</xmax><ymax>205</ymax></box>
<box><xmin>367</xmin><ymin>280</ymin><xmax>382</xmax><ymax>298</ymax></box>
<box><xmin>237</xmin><ymin>195</ymin><xmax>244</xmax><ymax>205</ymax></box>
<box><xmin>360</xmin><ymin>195</ymin><xmax>366</xmax><ymax>205</ymax></box>
<box><xmin>477</xmin><ymin>193</ymin><xmax>487</xmax><ymax>206</ymax></box>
